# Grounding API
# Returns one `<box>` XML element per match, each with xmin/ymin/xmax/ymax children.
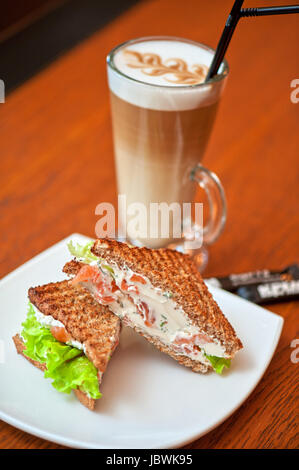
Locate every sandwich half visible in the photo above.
<box><xmin>13</xmin><ymin>280</ymin><xmax>120</xmax><ymax>410</ymax></box>
<box><xmin>64</xmin><ymin>239</ymin><xmax>242</xmax><ymax>374</ymax></box>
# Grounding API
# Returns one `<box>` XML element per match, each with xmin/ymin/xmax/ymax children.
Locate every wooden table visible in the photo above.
<box><xmin>0</xmin><ymin>0</ymin><xmax>298</xmax><ymax>449</ymax></box>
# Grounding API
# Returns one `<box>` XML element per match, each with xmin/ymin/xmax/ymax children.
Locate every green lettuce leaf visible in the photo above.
<box><xmin>21</xmin><ymin>303</ymin><xmax>101</xmax><ymax>398</ymax></box>
<box><xmin>67</xmin><ymin>240</ymin><xmax>98</xmax><ymax>264</ymax></box>
<box><xmin>205</xmin><ymin>354</ymin><xmax>231</xmax><ymax>374</ymax></box>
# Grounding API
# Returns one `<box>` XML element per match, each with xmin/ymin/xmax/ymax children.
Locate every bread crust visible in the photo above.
<box><xmin>12</xmin><ymin>334</ymin><xmax>95</xmax><ymax>410</ymax></box>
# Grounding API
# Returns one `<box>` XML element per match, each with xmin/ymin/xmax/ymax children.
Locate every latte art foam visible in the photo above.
<box><xmin>122</xmin><ymin>50</ymin><xmax>208</xmax><ymax>86</ymax></box>
<box><xmin>108</xmin><ymin>39</ymin><xmax>225</xmax><ymax>111</ymax></box>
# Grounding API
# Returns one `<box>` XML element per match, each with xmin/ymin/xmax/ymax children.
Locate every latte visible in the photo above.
<box><xmin>107</xmin><ymin>37</ymin><xmax>228</xmax><ymax>248</ymax></box>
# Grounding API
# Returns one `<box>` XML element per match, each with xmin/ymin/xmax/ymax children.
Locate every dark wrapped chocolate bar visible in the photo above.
<box><xmin>206</xmin><ymin>264</ymin><xmax>299</xmax><ymax>293</ymax></box>
<box><xmin>237</xmin><ymin>279</ymin><xmax>299</xmax><ymax>304</ymax></box>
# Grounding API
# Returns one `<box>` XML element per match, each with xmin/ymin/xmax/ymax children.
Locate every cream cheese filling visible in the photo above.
<box><xmin>97</xmin><ymin>261</ymin><xmax>227</xmax><ymax>363</ymax></box>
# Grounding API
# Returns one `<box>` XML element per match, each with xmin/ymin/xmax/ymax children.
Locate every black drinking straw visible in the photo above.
<box><xmin>206</xmin><ymin>2</ymin><xmax>299</xmax><ymax>81</ymax></box>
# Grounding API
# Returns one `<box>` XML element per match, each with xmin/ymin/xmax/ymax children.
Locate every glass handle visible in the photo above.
<box><xmin>190</xmin><ymin>164</ymin><xmax>227</xmax><ymax>245</ymax></box>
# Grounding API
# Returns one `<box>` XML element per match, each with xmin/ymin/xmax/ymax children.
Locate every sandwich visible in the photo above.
<box><xmin>63</xmin><ymin>239</ymin><xmax>243</xmax><ymax>374</ymax></box>
<box><xmin>13</xmin><ymin>280</ymin><xmax>120</xmax><ymax>410</ymax></box>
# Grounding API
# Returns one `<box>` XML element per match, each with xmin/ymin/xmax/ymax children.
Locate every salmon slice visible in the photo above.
<box><xmin>130</xmin><ymin>274</ymin><xmax>146</xmax><ymax>285</ymax></box>
<box><xmin>50</xmin><ymin>326</ymin><xmax>71</xmax><ymax>343</ymax></box>
<box><xmin>137</xmin><ymin>301</ymin><xmax>156</xmax><ymax>327</ymax></box>
<box><xmin>121</xmin><ymin>279</ymin><xmax>139</xmax><ymax>295</ymax></box>
<box><xmin>71</xmin><ymin>265</ymin><xmax>99</xmax><ymax>285</ymax></box>
<box><xmin>174</xmin><ymin>333</ymin><xmax>213</xmax><ymax>346</ymax></box>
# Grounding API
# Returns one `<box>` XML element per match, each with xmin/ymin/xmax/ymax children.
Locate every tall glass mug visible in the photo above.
<box><xmin>107</xmin><ymin>36</ymin><xmax>228</xmax><ymax>270</ymax></box>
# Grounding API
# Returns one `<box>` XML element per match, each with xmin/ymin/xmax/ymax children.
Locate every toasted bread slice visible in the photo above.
<box><xmin>14</xmin><ymin>280</ymin><xmax>121</xmax><ymax>410</ymax></box>
<box><xmin>91</xmin><ymin>239</ymin><xmax>242</xmax><ymax>354</ymax></box>
<box><xmin>64</xmin><ymin>239</ymin><xmax>242</xmax><ymax>373</ymax></box>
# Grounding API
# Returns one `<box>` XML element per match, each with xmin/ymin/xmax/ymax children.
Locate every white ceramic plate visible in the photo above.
<box><xmin>0</xmin><ymin>234</ymin><xmax>283</xmax><ymax>449</ymax></box>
